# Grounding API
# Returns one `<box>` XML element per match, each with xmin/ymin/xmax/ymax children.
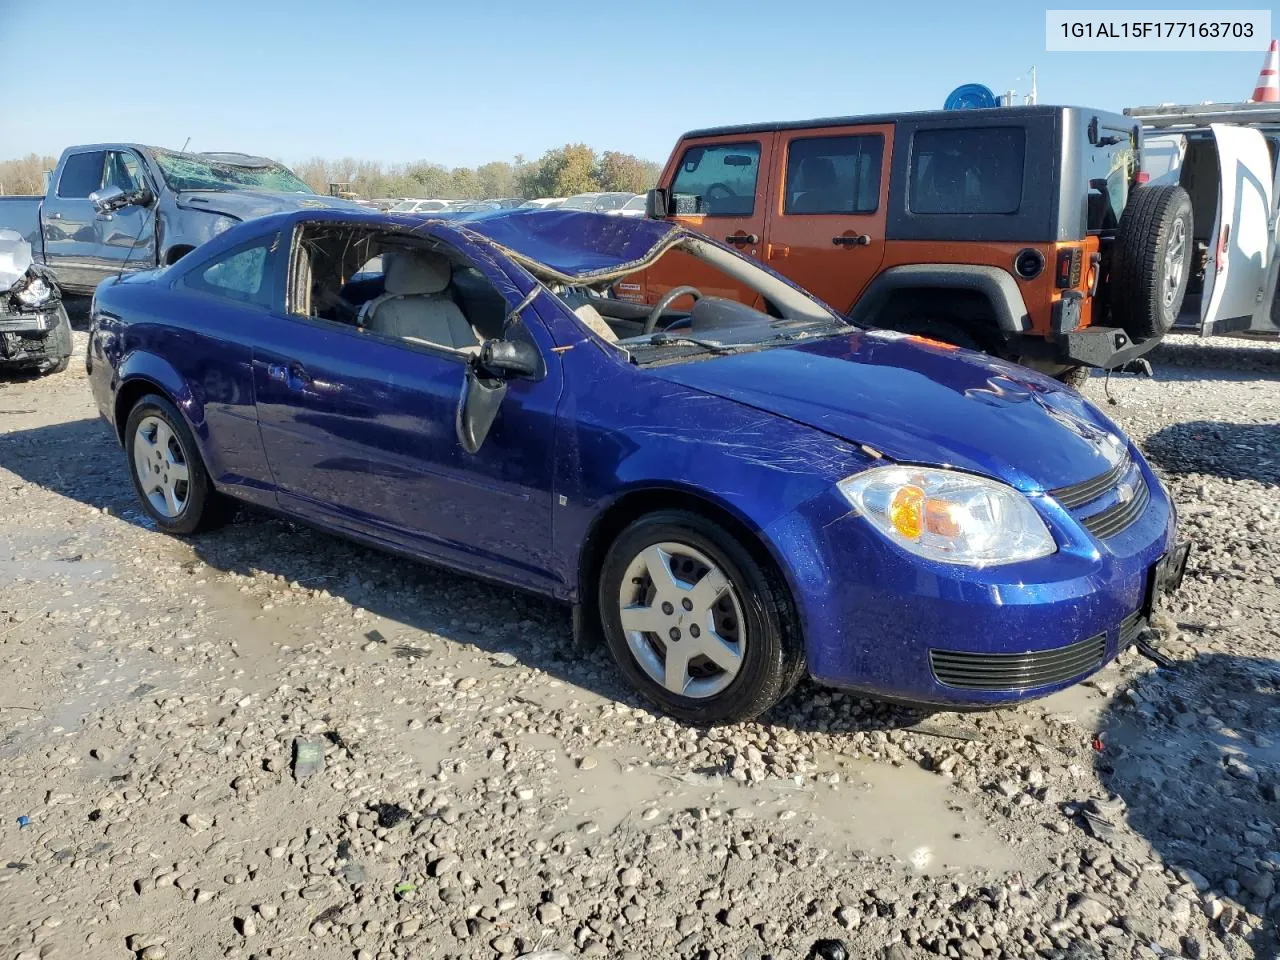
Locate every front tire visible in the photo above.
<box><xmin>597</xmin><ymin>510</ymin><xmax>803</xmax><ymax>725</ymax></box>
<box><xmin>124</xmin><ymin>394</ymin><xmax>232</xmax><ymax>534</ymax></box>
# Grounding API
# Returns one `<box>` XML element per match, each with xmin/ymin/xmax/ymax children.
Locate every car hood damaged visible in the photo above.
<box><xmin>648</xmin><ymin>330</ymin><xmax>1129</xmax><ymax>493</ymax></box>
<box><xmin>0</xmin><ymin>229</ymin><xmax>60</xmax><ymax>307</ymax></box>
<box><xmin>175</xmin><ymin>190</ymin><xmax>357</xmax><ymax>222</ymax></box>
<box><xmin>451</xmin><ymin>209</ymin><xmax>685</xmax><ymax>283</ymax></box>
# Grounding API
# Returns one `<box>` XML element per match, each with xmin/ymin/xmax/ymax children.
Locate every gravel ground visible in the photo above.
<box><xmin>0</xmin><ymin>332</ymin><xmax>1277</xmax><ymax>960</ymax></box>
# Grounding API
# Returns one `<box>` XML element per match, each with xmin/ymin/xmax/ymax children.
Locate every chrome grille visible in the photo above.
<box><xmin>929</xmin><ymin>633</ymin><xmax>1107</xmax><ymax>691</ymax></box>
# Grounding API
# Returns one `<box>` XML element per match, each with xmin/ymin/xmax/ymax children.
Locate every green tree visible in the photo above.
<box><xmin>596</xmin><ymin>151</ymin><xmax>661</xmax><ymax>194</ymax></box>
<box><xmin>477</xmin><ymin>161</ymin><xmax>516</xmax><ymax>199</ymax></box>
<box><xmin>448</xmin><ymin>167</ymin><xmax>481</xmax><ymax>199</ymax></box>
<box><xmin>520</xmin><ymin>143</ymin><xmax>599</xmax><ymax>198</ymax></box>
<box><xmin>405</xmin><ymin>162</ymin><xmax>451</xmax><ymax>198</ymax></box>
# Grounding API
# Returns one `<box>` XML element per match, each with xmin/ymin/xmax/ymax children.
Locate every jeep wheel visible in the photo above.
<box><xmin>1110</xmin><ymin>184</ymin><xmax>1193</xmax><ymax>341</ymax></box>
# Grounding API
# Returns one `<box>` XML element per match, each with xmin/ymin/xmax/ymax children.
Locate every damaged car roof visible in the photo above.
<box><xmin>436</xmin><ymin>209</ymin><xmax>687</xmax><ymax>283</ymax></box>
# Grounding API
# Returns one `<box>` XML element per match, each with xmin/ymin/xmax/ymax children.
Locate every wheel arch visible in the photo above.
<box><xmin>848</xmin><ymin>264</ymin><xmax>1032</xmax><ymax>335</ymax></box>
<box><xmin>112</xmin><ymin>354</ymin><xmax>205</xmax><ymax>448</ymax></box>
<box><xmin>574</xmin><ymin>484</ymin><xmax>803</xmax><ymax>653</ymax></box>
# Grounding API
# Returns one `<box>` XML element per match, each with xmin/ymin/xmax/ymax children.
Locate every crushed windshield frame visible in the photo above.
<box><xmin>153</xmin><ymin>150</ymin><xmax>314</xmax><ymax>194</ymax></box>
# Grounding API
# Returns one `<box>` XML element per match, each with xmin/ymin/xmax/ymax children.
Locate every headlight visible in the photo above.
<box><xmin>15</xmin><ymin>276</ymin><xmax>51</xmax><ymax>307</ymax></box>
<box><xmin>838</xmin><ymin>466</ymin><xmax>1055</xmax><ymax>566</ymax></box>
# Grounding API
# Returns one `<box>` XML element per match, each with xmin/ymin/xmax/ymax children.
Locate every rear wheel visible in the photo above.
<box><xmin>598</xmin><ymin>510</ymin><xmax>802</xmax><ymax>725</ymax></box>
<box><xmin>124</xmin><ymin>394</ymin><xmax>233</xmax><ymax>534</ymax></box>
<box><xmin>1110</xmin><ymin>184</ymin><xmax>1193</xmax><ymax>341</ymax></box>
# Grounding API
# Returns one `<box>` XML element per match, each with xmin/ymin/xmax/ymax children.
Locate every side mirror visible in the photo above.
<box><xmin>133</xmin><ymin>186</ymin><xmax>155</xmax><ymax>208</ymax></box>
<box><xmin>90</xmin><ymin>186</ymin><xmax>127</xmax><ymax>214</ymax></box>
<box><xmin>644</xmin><ymin>188</ymin><xmax>669</xmax><ymax>219</ymax></box>
<box><xmin>479</xmin><ymin>338</ymin><xmax>542</xmax><ymax>379</ymax></box>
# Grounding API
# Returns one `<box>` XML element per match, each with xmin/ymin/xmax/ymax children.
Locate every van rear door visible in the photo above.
<box><xmin>1201</xmin><ymin>123</ymin><xmax>1276</xmax><ymax>336</ymax></box>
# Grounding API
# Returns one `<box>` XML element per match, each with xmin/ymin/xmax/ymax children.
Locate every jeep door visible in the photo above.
<box><xmin>760</xmin><ymin>124</ymin><xmax>892</xmax><ymax>311</ymax></box>
<box><xmin>628</xmin><ymin>134</ymin><xmax>777</xmax><ymax>309</ymax></box>
<box><xmin>1201</xmin><ymin>123</ymin><xmax>1277</xmax><ymax>336</ymax></box>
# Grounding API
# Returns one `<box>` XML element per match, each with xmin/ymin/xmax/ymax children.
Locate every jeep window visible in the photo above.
<box><xmin>1085</xmin><ymin>124</ymin><xmax>1138</xmax><ymax>231</ymax></box>
<box><xmin>784</xmin><ymin>135</ymin><xmax>884</xmax><ymax>215</ymax></box>
<box><xmin>57</xmin><ymin>151</ymin><xmax>107</xmax><ymax>199</ymax></box>
<box><xmin>670</xmin><ymin>142</ymin><xmax>761</xmax><ymax>217</ymax></box>
<box><xmin>153</xmin><ymin>150</ymin><xmax>313</xmax><ymax>194</ymax></box>
<box><xmin>909</xmin><ymin>128</ymin><xmax>1025</xmax><ymax>215</ymax></box>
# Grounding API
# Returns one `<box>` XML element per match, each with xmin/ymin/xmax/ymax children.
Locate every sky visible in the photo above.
<box><xmin>0</xmin><ymin>0</ymin><xmax>1272</xmax><ymax>169</ymax></box>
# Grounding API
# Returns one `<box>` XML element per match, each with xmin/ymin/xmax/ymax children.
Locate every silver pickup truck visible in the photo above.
<box><xmin>0</xmin><ymin>144</ymin><xmax>352</xmax><ymax>296</ymax></box>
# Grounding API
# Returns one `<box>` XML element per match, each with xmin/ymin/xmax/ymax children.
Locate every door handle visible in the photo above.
<box><xmin>833</xmin><ymin>234</ymin><xmax>871</xmax><ymax>247</ymax></box>
<box><xmin>267</xmin><ymin>362</ymin><xmax>311</xmax><ymax>388</ymax></box>
<box><xmin>725</xmin><ymin>233</ymin><xmax>759</xmax><ymax>246</ymax></box>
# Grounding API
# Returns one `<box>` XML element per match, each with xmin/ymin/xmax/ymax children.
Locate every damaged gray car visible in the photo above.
<box><xmin>0</xmin><ymin>230</ymin><xmax>72</xmax><ymax>375</ymax></box>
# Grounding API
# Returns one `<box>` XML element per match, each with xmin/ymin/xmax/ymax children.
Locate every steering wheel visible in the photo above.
<box><xmin>644</xmin><ymin>285</ymin><xmax>703</xmax><ymax>334</ymax></box>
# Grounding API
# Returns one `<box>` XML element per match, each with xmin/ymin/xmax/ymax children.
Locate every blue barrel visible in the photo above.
<box><xmin>944</xmin><ymin>84</ymin><xmax>998</xmax><ymax>110</ymax></box>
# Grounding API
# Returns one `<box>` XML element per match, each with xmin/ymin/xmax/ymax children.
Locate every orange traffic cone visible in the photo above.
<box><xmin>1252</xmin><ymin>39</ymin><xmax>1279</xmax><ymax>102</ymax></box>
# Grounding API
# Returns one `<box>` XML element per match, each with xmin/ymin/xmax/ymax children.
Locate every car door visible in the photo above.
<box><xmin>630</xmin><ymin>134</ymin><xmax>777</xmax><ymax>309</ymax></box>
<box><xmin>96</xmin><ymin>149</ymin><xmax>158</xmax><ymax>277</ymax></box>
<box><xmin>761</xmin><ymin>125</ymin><xmax>892</xmax><ymax>312</ymax></box>
<box><xmin>1201</xmin><ymin>123</ymin><xmax>1276</xmax><ymax>336</ymax></box>
<box><xmin>42</xmin><ymin>149</ymin><xmax>106</xmax><ymax>291</ymax></box>
<box><xmin>251</xmin><ymin>228</ymin><xmax>562</xmax><ymax>593</ymax></box>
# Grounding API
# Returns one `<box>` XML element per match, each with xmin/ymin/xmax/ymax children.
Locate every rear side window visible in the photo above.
<box><xmin>57</xmin><ymin>152</ymin><xmax>107</xmax><ymax>198</ymax></box>
<box><xmin>909</xmin><ymin>128</ymin><xmax>1025</xmax><ymax>215</ymax></box>
<box><xmin>182</xmin><ymin>236</ymin><xmax>278</xmax><ymax>309</ymax></box>
<box><xmin>670</xmin><ymin>141</ymin><xmax>760</xmax><ymax>216</ymax></box>
<box><xmin>784</xmin><ymin>135</ymin><xmax>884</xmax><ymax>215</ymax></box>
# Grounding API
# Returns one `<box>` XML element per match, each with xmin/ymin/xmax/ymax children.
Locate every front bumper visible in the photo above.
<box><xmin>771</xmin><ymin>452</ymin><xmax>1179</xmax><ymax>707</ymax></box>
<box><xmin>0</xmin><ymin>302</ymin><xmax>70</xmax><ymax>366</ymax></box>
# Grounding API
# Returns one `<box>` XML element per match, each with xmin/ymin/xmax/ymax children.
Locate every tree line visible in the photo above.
<box><xmin>0</xmin><ymin>144</ymin><xmax>663</xmax><ymax>200</ymax></box>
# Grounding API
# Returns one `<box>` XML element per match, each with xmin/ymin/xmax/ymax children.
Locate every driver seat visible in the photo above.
<box><xmin>359</xmin><ymin>250</ymin><xmax>480</xmax><ymax>352</ymax></box>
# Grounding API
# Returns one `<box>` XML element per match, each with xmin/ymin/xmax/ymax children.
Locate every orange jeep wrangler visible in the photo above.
<box><xmin>628</xmin><ymin>105</ymin><xmax>1193</xmax><ymax>383</ymax></box>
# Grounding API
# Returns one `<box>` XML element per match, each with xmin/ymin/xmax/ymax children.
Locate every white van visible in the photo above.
<box><xmin>1125</xmin><ymin>102</ymin><xmax>1280</xmax><ymax>338</ymax></box>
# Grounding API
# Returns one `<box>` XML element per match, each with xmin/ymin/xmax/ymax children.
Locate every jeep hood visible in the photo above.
<box><xmin>175</xmin><ymin>190</ymin><xmax>359</xmax><ymax>222</ymax></box>
<box><xmin>648</xmin><ymin>330</ymin><xmax>1128</xmax><ymax>493</ymax></box>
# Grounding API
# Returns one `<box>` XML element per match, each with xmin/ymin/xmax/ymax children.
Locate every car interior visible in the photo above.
<box><xmin>288</xmin><ymin>222</ymin><xmax>509</xmax><ymax>354</ymax></box>
<box><xmin>288</xmin><ymin>222</ymin><xmax>841</xmax><ymax>361</ymax></box>
<box><xmin>550</xmin><ymin>236</ymin><xmax>841</xmax><ymax>354</ymax></box>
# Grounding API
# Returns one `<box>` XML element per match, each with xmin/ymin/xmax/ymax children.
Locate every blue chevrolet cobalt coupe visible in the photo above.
<box><xmin>87</xmin><ymin>209</ymin><xmax>1189</xmax><ymax>723</ymax></box>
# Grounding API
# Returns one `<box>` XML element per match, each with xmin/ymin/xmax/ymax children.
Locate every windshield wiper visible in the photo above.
<box><xmin>647</xmin><ymin>333</ymin><xmax>735</xmax><ymax>354</ymax></box>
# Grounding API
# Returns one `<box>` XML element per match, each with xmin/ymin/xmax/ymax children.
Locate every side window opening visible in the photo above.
<box><xmin>784</xmin><ymin>135</ymin><xmax>884</xmax><ymax>215</ymax></box>
<box><xmin>669</xmin><ymin>141</ymin><xmax>761</xmax><ymax>217</ymax></box>
<box><xmin>180</xmin><ymin>233</ymin><xmax>279</xmax><ymax>308</ymax></box>
<box><xmin>288</xmin><ymin>222</ymin><xmax>510</xmax><ymax>354</ymax></box>
<box><xmin>104</xmin><ymin>151</ymin><xmax>143</xmax><ymax>194</ymax></box>
<box><xmin>57</xmin><ymin>151</ymin><xmax>107</xmax><ymax>199</ymax></box>
<box><xmin>909</xmin><ymin>127</ymin><xmax>1026</xmax><ymax>215</ymax></box>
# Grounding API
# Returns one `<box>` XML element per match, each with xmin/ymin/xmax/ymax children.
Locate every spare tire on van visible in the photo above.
<box><xmin>1109</xmin><ymin>184</ymin><xmax>1193</xmax><ymax>341</ymax></box>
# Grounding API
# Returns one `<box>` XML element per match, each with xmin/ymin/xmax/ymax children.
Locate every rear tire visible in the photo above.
<box><xmin>598</xmin><ymin>510</ymin><xmax>803</xmax><ymax>725</ymax></box>
<box><xmin>1110</xmin><ymin>184</ymin><xmax>1193</xmax><ymax>341</ymax></box>
<box><xmin>124</xmin><ymin>394</ymin><xmax>234</xmax><ymax>535</ymax></box>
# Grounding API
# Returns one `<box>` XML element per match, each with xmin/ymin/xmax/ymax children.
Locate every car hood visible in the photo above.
<box><xmin>647</xmin><ymin>330</ymin><xmax>1128</xmax><ymax>493</ymax></box>
<box><xmin>174</xmin><ymin>190</ymin><xmax>359</xmax><ymax>222</ymax></box>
